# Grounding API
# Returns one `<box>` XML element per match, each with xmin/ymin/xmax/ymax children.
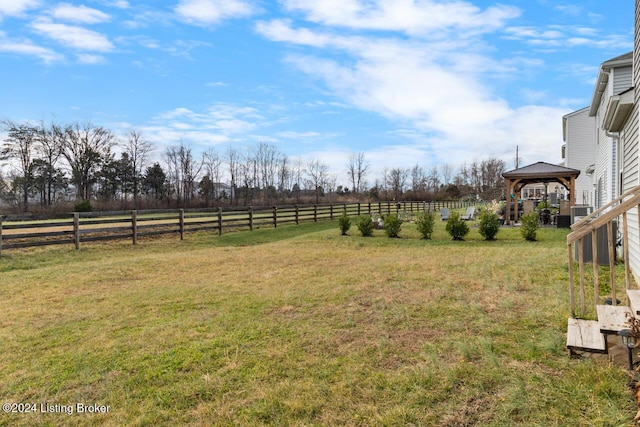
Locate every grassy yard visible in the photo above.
<box><xmin>0</xmin><ymin>215</ymin><xmax>636</xmax><ymax>426</ymax></box>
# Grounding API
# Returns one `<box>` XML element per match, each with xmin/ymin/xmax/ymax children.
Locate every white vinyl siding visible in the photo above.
<box><xmin>613</xmin><ymin>66</ymin><xmax>633</xmax><ymax>94</ymax></box>
<box><xmin>626</xmin><ymin>5</ymin><xmax>640</xmax><ymax>279</ymax></box>
<box><xmin>564</xmin><ymin>108</ymin><xmax>596</xmax><ymax>205</ymax></box>
<box><xmin>595</xmin><ymin>86</ymin><xmax>612</xmax><ymax>208</ymax></box>
<box><xmin>623</xmin><ymin>104</ymin><xmax>640</xmax><ymax>277</ymax></box>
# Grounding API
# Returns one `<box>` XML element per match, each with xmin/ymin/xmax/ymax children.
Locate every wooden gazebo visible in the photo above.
<box><xmin>502</xmin><ymin>162</ymin><xmax>581</xmax><ymax>224</ymax></box>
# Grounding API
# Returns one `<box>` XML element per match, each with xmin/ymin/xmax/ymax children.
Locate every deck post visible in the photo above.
<box><xmin>623</xmin><ymin>211</ymin><xmax>631</xmax><ymax>291</ymax></box>
<box><xmin>608</xmin><ymin>221</ymin><xmax>616</xmax><ymax>306</ymax></box>
<box><xmin>568</xmin><ymin>244</ymin><xmax>575</xmax><ymax>317</ymax></box>
<box><xmin>578</xmin><ymin>237</ymin><xmax>585</xmax><ymax>316</ymax></box>
<box><xmin>592</xmin><ymin>229</ymin><xmax>598</xmax><ymax>308</ymax></box>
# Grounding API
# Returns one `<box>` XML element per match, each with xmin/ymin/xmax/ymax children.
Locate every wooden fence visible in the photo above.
<box><xmin>0</xmin><ymin>200</ymin><xmax>477</xmax><ymax>253</ymax></box>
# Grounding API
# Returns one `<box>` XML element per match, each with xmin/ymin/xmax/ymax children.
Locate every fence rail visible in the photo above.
<box><xmin>0</xmin><ymin>200</ymin><xmax>477</xmax><ymax>253</ymax></box>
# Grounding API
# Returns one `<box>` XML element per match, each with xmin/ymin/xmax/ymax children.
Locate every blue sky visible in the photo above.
<box><xmin>0</xmin><ymin>0</ymin><xmax>634</xmax><ymax>184</ymax></box>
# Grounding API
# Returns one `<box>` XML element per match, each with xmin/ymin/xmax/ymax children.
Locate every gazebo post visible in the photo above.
<box><xmin>514</xmin><ymin>186</ymin><xmax>520</xmax><ymax>223</ymax></box>
<box><xmin>505</xmin><ymin>178</ymin><xmax>512</xmax><ymax>225</ymax></box>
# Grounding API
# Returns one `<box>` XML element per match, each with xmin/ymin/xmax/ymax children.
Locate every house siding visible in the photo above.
<box><xmin>564</xmin><ymin>108</ymin><xmax>596</xmax><ymax>205</ymax></box>
<box><xmin>593</xmin><ymin>57</ymin><xmax>634</xmax><ymax>210</ymax></box>
<box><xmin>623</xmin><ymin>106</ymin><xmax>640</xmax><ymax>277</ymax></box>
<box><xmin>613</xmin><ymin>66</ymin><xmax>633</xmax><ymax>94</ymax></box>
<box><xmin>595</xmin><ymin>87</ymin><xmax>612</xmax><ymax>208</ymax></box>
<box><xmin>626</xmin><ymin>0</ymin><xmax>640</xmax><ymax>279</ymax></box>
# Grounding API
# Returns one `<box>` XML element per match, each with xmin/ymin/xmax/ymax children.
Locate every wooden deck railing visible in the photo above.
<box><xmin>0</xmin><ymin>200</ymin><xmax>478</xmax><ymax>253</ymax></box>
<box><xmin>567</xmin><ymin>186</ymin><xmax>640</xmax><ymax>317</ymax></box>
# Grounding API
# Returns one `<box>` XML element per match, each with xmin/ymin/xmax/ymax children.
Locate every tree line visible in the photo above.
<box><xmin>0</xmin><ymin>120</ymin><xmax>507</xmax><ymax>213</ymax></box>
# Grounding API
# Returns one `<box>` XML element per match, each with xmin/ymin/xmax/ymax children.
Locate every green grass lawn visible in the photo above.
<box><xmin>0</xmin><ymin>216</ymin><xmax>636</xmax><ymax>426</ymax></box>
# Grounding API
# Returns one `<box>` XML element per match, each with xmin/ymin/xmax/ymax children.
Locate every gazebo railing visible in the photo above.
<box><xmin>567</xmin><ymin>185</ymin><xmax>640</xmax><ymax>317</ymax></box>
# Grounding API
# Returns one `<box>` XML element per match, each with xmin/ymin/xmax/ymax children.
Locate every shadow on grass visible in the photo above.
<box><xmin>169</xmin><ymin>220</ymin><xmax>339</xmax><ymax>248</ymax></box>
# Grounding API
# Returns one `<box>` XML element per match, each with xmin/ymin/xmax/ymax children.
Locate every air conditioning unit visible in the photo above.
<box><xmin>571</xmin><ymin>205</ymin><xmax>593</xmax><ymax>224</ymax></box>
<box><xmin>574</xmin><ymin>219</ymin><xmax>617</xmax><ymax>265</ymax></box>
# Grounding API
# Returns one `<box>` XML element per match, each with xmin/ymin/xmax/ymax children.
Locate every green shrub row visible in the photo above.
<box><xmin>338</xmin><ymin>208</ymin><xmax>540</xmax><ymax>241</ymax></box>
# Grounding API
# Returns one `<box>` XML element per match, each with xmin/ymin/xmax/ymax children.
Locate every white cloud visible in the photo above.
<box><xmin>276</xmin><ymin>131</ymin><xmax>321</xmax><ymax>139</ymax></box>
<box><xmin>0</xmin><ymin>0</ymin><xmax>40</xmax><ymax>17</ymax></box>
<box><xmin>175</xmin><ymin>0</ymin><xmax>254</xmax><ymax>26</ymax></box>
<box><xmin>206</xmin><ymin>81</ymin><xmax>229</xmax><ymax>87</ymax></box>
<box><xmin>76</xmin><ymin>53</ymin><xmax>106</xmax><ymax>64</ymax></box>
<box><xmin>30</xmin><ymin>18</ymin><xmax>114</xmax><ymax>51</ymax></box>
<box><xmin>256</xmin><ymin>17</ymin><xmax>569</xmax><ymax>167</ymax></box>
<box><xmin>150</xmin><ymin>103</ymin><xmax>268</xmax><ymax>148</ymax></box>
<box><xmin>554</xmin><ymin>5</ymin><xmax>582</xmax><ymax>16</ymax></box>
<box><xmin>0</xmin><ymin>34</ymin><xmax>63</xmax><ymax>63</ymax></box>
<box><xmin>505</xmin><ymin>25</ymin><xmax>631</xmax><ymax>51</ymax></box>
<box><xmin>50</xmin><ymin>3</ymin><xmax>111</xmax><ymax>24</ymax></box>
<box><xmin>104</xmin><ymin>0</ymin><xmax>129</xmax><ymax>8</ymax></box>
<box><xmin>282</xmin><ymin>0</ymin><xmax>520</xmax><ymax>37</ymax></box>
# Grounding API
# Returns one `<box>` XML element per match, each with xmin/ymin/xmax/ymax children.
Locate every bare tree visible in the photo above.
<box><xmin>480</xmin><ymin>157</ymin><xmax>506</xmax><ymax>199</ymax></box>
<box><xmin>411</xmin><ymin>164</ymin><xmax>427</xmax><ymax>195</ymax></box>
<box><xmin>427</xmin><ymin>165</ymin><xmax>440</xmax><ymax>193</ymax></box>
<box><xmin>346</xmin><ymin>152</ymin><xmax>369</xmax><ymax>194</ymax></box>
<box><xmin>290</xmin><ymin>157</ymin><xmax>304</xmax><ymax>203</ymax></box>
<box><xmin>59</xmin><ymin>122</ymin><xmax>115</xmax><ymax>202</ymax></box>
<box><xmin>36</xmin><ymin>121</ymin><xmax>64</xmax><ymax>207</ymax></box>
<box><xmin>386</xmin><ymin>168</ymin><xmax>409</xmax><ymax>200</ymax></box>
<box><xmin>203</xmin><ymin>148</ymin><xmax>222</xmax><ymax>201</ymax></box>
<box><xmin>1</xmin><ymin>120</ymin><xmax>38</xmax><ymax>211</ymax></box>
<box><xmin>238</xmin><ymin>150</ymin><xmax>258</xmax><ymax>206</ymax></box>
<box><xmin>164</xmin><ymin>142</ymin><xmax>203</xmax><ymax>207</ymax></box>
<box><xmin>123</xmin><ymin>130</ymin><xmax>153</xmax><ymax>205</ymax></box>
<box><xmin>226</xmin><ymin>147</ymin><xmax>240</xmax><ymax>205</ymax></box>
<box><xmin>277</xmin><ymin>154</ymin><xmax>290</xmax><ymax>196</ymax></box>
<box><xmin>306</xmin><ymin>158</ymin><xmax>329</xmax><ymax>204</ymax></box>
<box><xmin>441</xmin><ymin>163</ymin><xmax>453</xmax><ymax>186</ymax></box>
<box><xmin>255</xmin><ymin>142</ymin><xmax>282</xmax><ymax>203</ymax></box>
<box><xmin>326</xmin><ymin>173</ymin><xmax>337</xmax><ymax>202</ymax></box>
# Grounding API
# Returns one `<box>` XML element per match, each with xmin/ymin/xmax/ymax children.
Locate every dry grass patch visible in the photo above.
<box><xmin>0</xmin><ymin>221</ymin><xmax>636</xmax><ymax>426</ymax></box>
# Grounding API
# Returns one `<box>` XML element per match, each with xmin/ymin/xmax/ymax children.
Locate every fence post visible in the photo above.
<box><xmin>314</xmin><ymin>205</ymin><xmax>318</xmax><ymax>222</ymax></box>
<box><xmin>132</xmin><ymin>210</ymin><xmax>138</xmax><ymax>245</ymax></box>
<box><xmin>0</xmin><ymin>215</ymin><xmax>3</xmax><ymax>256</ymax></box>
<box><xmin>73</xmin><ymin>212</ymin><xmax>80</xmax><ymax>249</ymax></box>
<box><xmin>368</xmin><ymin>202</ymin><xmax>371</xmax><ymax>215</ymax></box>
<box><xmin>179</xmin><ymin>209</ymin><xmax>185</xmax><ymax>240</ymax></box>
<box><xmin>249</xmin><ymin>206</ymin><xmax>254</xmax><ymax>231</ymax></box>
<box><xmin>295</xmin><ymin>205</ymin><xmax>299</xmax><ymax>225</ymax></box>
<box><xmin>217</xmin><ymin>207</ymin><xmax>223</xmax><ymax>235</ymax></box>
<box><xmin>330</xmin><ymin>204</ymin><xmax>334</xmax><ymax>220</ymax></box>
<box><xmin>273</xmin><ymin>206</ymin><xmax>278</xmax><ymax>228</ymax></box>
<box><xmin>357</xmin><ymin>203</ymin><xmax>361</xmax><ymax>216</ymax></box>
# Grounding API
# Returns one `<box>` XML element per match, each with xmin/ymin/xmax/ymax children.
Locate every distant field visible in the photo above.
<box><xmin>0</xmin><ymin>217</ymin><xmax>636</xmax><ymax>426</ymax></box>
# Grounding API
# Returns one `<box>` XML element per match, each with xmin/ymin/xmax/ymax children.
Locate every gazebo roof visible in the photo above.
<box><xmin>502</xmin><ymin>161</ymin><xmax>581</xmax><ymax>181</ymax></box>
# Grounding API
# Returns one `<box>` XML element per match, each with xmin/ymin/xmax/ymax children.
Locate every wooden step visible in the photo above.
<box><xmin>596</xmin><ymin>304</ymin><xmax>633</xmax><ymax>334</ymax></box>
<box><xmin>627</xmin><ymin>289</ymin><xmax>640</xmax><ymax>316</ymax></box>
<box><xmin>566</xmin><ymin>318</ymin><xmax>607</xmax><ymax>353</ymax></box>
